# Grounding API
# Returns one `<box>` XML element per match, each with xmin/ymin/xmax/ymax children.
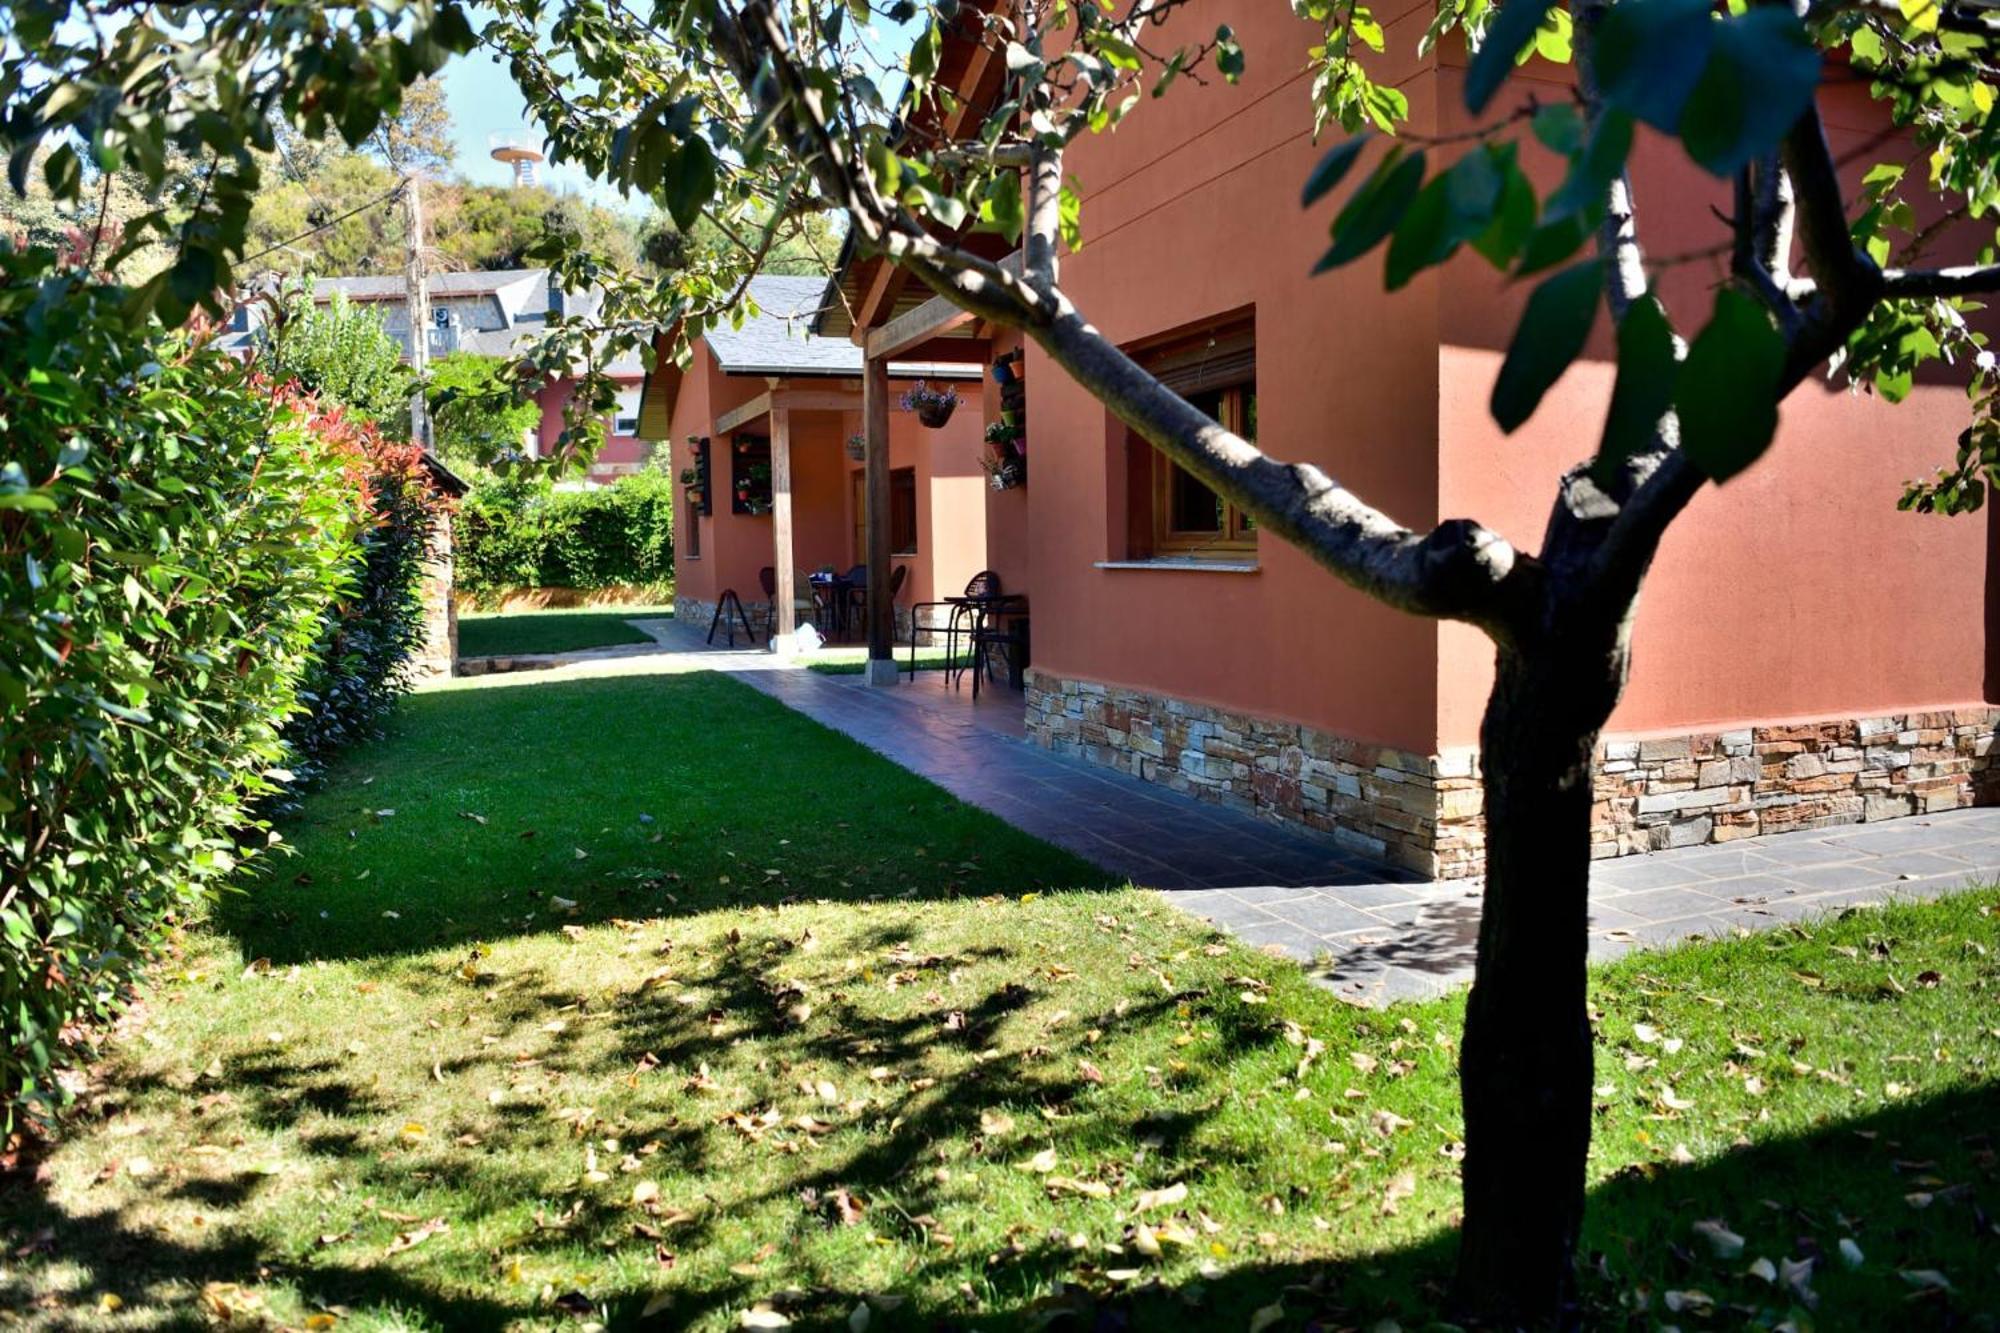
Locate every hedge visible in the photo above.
<box><xmin>277</xmin><ymin>399</ymin><xmax>453</xmax><ymax>799</ymax></box>
<box><xmin>0</xmin><ymin>259</ymin><xmax>367</xmax><ymax>1127</ymax></box>
<box><xmin>455</xmin><ymin>467</ymin><xmax>675</xmax><ymax>600</ymax></box>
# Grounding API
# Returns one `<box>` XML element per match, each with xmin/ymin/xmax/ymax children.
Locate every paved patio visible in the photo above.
<box><xmin>459</xmin><ymin>618</ymin><xmax>2000</xmax><ymax>1004</ymax></box>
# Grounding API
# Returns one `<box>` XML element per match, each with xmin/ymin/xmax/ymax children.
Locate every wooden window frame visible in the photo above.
<box><xmin>1151</xmin><ymin>384</ymin><xmax>1256</xmax><ymax>557</ymax></box>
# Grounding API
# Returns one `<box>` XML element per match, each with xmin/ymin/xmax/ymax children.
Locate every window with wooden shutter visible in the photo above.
<box><xmin>1128</xmin><ymin>315</ymin><xmax>1257</xmax><ymax>558</ymax></box>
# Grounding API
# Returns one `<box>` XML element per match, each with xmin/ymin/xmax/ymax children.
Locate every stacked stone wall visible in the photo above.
<box><xmin>1023</xmin><ymin>668</ymin><xmax>1997</xmax><ymax>880</ymax></box>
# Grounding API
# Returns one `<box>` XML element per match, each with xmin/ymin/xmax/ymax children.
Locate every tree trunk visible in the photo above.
<box><xmin>1452</xmin><ymin>606</ymin><xmax>1629</xmax><ymax>1328</ymax></box>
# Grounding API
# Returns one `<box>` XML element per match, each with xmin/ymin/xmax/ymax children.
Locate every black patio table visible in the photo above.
<box><xmin>807</xmin><ymin>571</ymin><xmax>848</xmax><ymax>638</ymax></box>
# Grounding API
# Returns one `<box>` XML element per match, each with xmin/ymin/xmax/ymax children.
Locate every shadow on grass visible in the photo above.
<box><xmin>220</xmin><ymin>670</ymin><xmax>1119</xmax><ymax>965</ymax></box>
<box><xmin>6</xmin><ymin>1080</ymin><xmax>1992</xmax><ymax>1329</ymax></box>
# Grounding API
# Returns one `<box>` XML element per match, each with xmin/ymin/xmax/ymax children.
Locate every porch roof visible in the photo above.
<box><xmin>636</xmin><ymin>274</ymin><xmax>979</xmax><ymax>439</ymax></box>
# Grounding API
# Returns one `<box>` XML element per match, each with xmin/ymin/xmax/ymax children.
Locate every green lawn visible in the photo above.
<box><xmin>3</xmin><ymin>670</ymin><xmax>1995</xmax><ymax>1332</ymax></box>
<box><xmin>458</xmin><ymin>605</ymin><xmax>675</xmax><ymax>658</ymax></box>
<box><xmin>805</xmin><ymin>644</ymin><xmax>972</xmax><ymax>676</ymax></box>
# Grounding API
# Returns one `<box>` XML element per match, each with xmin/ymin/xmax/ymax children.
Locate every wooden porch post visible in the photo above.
<box><xmin>862</xmin><ymin>354</ymin><xmax>897</xmax><ymax>685</ymax></box>
<box><xmin>770</xmin><ymin>405</ymin><xmax>796</xmax><ymax>650</ymax></box>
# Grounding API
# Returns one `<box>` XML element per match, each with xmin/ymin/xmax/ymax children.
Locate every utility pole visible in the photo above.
<box><xmin>402</xmin><ymin>173</ymin><xmax>433</xmax><ymax>452</ymax></box>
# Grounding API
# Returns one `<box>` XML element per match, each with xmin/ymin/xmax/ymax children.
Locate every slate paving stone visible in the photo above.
<box><xmin>1268</xmin><ymin>895</ymin><xmax>1392</xmax><ymax>938</ymax></box>
<box><xmin>1595</xmin><ymin>885</ymin><xmax>1731</xmax><ymax>923</ymax></box>
<box><xmin>1778</xmin><ymin>861</ymin><xmax>1901</xmax><ymax>893</ymax></box>
<box><xmin>622</xmin><ymin>639</ymin><xmax>2000</xmax><ymax>1007</ymax></box>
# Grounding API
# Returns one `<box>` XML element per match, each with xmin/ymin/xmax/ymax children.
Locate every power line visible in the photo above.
<box><xmin>237</xmin><ymin>182</ymin><xmax>406</xmax><ymax>267</ymax></box>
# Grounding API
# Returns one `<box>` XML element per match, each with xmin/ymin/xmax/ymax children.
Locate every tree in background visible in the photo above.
<box><xmin>369</xmin><ymin>77</ymin><xmax>456</xmax><ymax>178</ymax></box>
<box><xmin>259</xmin><ymin>283</ymin><xmax>413</xmax><ymax>431</ymax></box>
<box><xmin>639</xmin><ymin>206</ymin><xmax>843</xmax><ymax>277</ymax></box>
<box><xmin>428</xmin><ymin>350</ymin><xmax>542</xmax><ymax>476</ymax></box>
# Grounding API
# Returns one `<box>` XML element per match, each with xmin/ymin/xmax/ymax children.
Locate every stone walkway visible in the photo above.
<box><xmin>453</xmin><ymin>618</ymin><xmax>2000</xmax><ymax>1004</ymax></box>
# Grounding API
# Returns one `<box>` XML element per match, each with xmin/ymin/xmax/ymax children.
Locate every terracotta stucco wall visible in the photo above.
<box><xmin>667</xmin><ymin>357</ymin><xmax>986</xmax><ymax>621</ymax></box>
<box><xmin>1025</xmin><ymin>0</ymin><xmax>1443</xmax><ymax>754</ymax></box>
<box><xmin>666</xmin><ymin>345</ymin><xmax>719</xmax><ymax>606</ymax></box>
<box><xmin>1429</xmin><ymin>62</ymin><xmax>1995</xmax><ymax>748</ymax></box>
<box><xmin>535</xmin><ymin>376</ymin><xmax>650</xmax><ymax>481</ymax></box>
<box><xmin>982</xmin><ymin>327</ymin><xmax>1032</xmax><ymax>596</ymax></box>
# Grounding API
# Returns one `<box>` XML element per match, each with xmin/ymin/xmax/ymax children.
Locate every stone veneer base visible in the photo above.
<box><xmin>1023</xmin><ymin>668</ymin><xmax>1999</xmax><ymax>881</ymax></box>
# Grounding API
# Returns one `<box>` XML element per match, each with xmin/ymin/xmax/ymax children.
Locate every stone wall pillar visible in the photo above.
<box><xmin>412</xmin><ymin>511</ymin><xmax>458</xmax><ymax>681</ymax></box>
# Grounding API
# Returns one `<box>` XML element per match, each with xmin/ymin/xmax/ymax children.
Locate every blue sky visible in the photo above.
<box><xmin>434</xmin><ymin>7</ymin><xmax>919</xmax><ymax>214</ymax></box>
<box><xmin>437</xmin><ymin>45</ymin><xmax>641</xmax><ymax>210</ymax></box>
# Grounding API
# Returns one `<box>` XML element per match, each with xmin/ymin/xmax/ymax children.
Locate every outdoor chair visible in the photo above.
<box><xmin>755</xmin><ymin>566</ymin><xmax>819</xmax><ymax>638</ymax></box>
<box><xmin>909</xmin><ymin>569</ymin><xmax>1001</xmax><ymax>683</ymax></box>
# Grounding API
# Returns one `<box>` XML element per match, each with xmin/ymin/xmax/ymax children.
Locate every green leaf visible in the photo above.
<box><xmin>1491</xmin><ymin>260</ymin><xmax>1603</xmax><ymax>432</ymax></box>
<box><xmin>1058</xmin><ymin>182</ymin><xmax>1084</xmax><ymax>252</ymax></box>
<box><xmin>1302</xmin><ymin>135</ymin><xmax>1371</xmax><ymax>209</ymax></box>
<box><xmin>1466</xmin><ymin>0</ymin><xmax>1558</xmax><ymax>113</ymax></box>
<box><xmin>1531</xmin><ymin>103</ymin><xmax>1583</xmax><ymax>156</ymax></box>
<box><xmin>1471</xmin><ymin>159</ymin><xmax>1539</xmax><ymax>267</ymax></box>
<box><xmin>1313</xmin><ymin>149</ymin><xmax>1426</xmax><ymax>274</ymax></box>
<box><xmin>1385</xmin><ymin>146</ymin><xmax>1507</xmax><ymax>289</ymax></box>
<box><xmin>1593</xmin><ymin>0</ymin><xmax>1715</xmax><ymax>131</ymax></box>
<box><xmin>661</xmin><ymin>135</ymin><xmax>717</xmax><ymax>231</ymax></box>
<box><xmin>1597</xmin><ymin>295</ymin><xmax>1678</xmax><ymax>480</ymax></box>
<box><xmin>1215</xmin><ymin>26</ymin><xmax>1245</xmax><ymax>82</ymax></box>
<box><xmin>1675</xmin><ymin>287</ymin><xmax>1787</xmax><ymax>481</ymax></box>
<box><xmin>1678</xmin><ymin>8</ymin><xmax>1821</xmax><ymax>177</ymax></box>
<box><xmin>1544</xmin><ymin>109</ymin><xmax>1633</xmax><ymax>222</ymax></box>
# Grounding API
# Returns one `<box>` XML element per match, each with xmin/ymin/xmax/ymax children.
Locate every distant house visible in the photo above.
<box><xmin>224</xmin><ymin>267</ymin><xmax>651</xmax><ymax>486</ymax></box>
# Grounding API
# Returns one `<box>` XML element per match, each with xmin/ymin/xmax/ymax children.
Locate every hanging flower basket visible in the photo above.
<box><xmin>901</xmin><ymin>380</ymin><xmax>960</xmax><ymax>429</ymax></box>
<box><xmin>845</xmin><ymin>433</ymin><xmax>866</xmax><ymax>461</ymax></box>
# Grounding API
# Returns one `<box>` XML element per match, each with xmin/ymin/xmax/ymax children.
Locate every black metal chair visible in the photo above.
<box><xmin>968</xmin><ymin>598</ymin><xmax>1028</xmax><ymax>700</ymax></box>
<box><xmin>909</xmin><ymin>569</ymin><xmax>1001</xmax><ymax>683</ymax></box>
<box><xmin>755</xmin><ymin>566</ymin><xmax>821</xmax><ymax>638</ymax></box>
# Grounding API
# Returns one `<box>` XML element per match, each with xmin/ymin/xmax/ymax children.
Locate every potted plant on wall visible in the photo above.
<box><xmin>981</xmin><ymin>421</ymin><xmax>1026</xmax><ymax>490</ymax></box>
<box><xmin>900</xmin><ymin>380</ymin><xmax>960</xmax><ymax>429</ymax></box>
<box><xmin>845</xmin><ymin>432</ymin><xmax>866</xmax><ymax>461</ymax></box>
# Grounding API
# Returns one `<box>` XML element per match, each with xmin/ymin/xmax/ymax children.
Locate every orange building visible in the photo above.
<box><xmin>640</xmin><ymin>275</ymin><xmax>987</xmax><ymax>642</ymax></box>
<box><xmin>648</xmin><ymin>5</ymin><xmax>1998</xmax><ymax>879</ymax></box>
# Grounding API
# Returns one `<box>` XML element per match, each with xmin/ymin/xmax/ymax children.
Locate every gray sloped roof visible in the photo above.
<box><xmin>704</xmin><ymin>274</ymin><xmax>860</xmax><ymax>375</ymax></box>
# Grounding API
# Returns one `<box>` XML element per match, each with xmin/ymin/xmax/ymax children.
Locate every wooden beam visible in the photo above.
<box><xmin>770</xmin><ymin>407</ymin><xmax>796</xmax><ymax>646</ymax></box>
<box><xmin>770</xmin><ymin>387</ymin><xmax>862</xmax><ymax>413</ymax></box>
<box><xmin>862</xmin><ymin>355</ymin><xmax>896</xmax><ymax>684</ymax></box>
<box><xmin>867</xmin><ymin>291</ymin><xmax>977</xmax><ymax>361</ymax></box>
<box><xmin>713</xmin><ymin>390</ymin><xmax>773</xmax><ymax>437</ymax></box>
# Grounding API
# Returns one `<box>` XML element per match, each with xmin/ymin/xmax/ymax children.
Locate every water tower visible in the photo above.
<box><xmin>488</xmin><ymin>130</ymin><xmax>545</xmax><ymax>187</ymax></box>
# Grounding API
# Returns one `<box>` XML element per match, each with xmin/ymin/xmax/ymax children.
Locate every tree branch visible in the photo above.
<box><xmin>1881</xmin><ymin>263</ymin><xmax>2000</xmax><ymax>298</ymax></box>
<box><xmin>1779</xmin><ymin>100</ymin><xmax>1885</xmax><ymax>386</ymax></box>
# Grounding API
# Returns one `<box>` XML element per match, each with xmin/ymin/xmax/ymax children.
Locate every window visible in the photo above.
<box><xmin>612</xmin><ymin>385</ymin><xmax>643</xmax><ymax>436</ymax></box>
<box><xmin>891</xmin><ymin>467</ymin><xmax>917</xmax><ymax>555</ymax></box>
<box><xmin>1125</xmin><ymin>315</ymin><xmax>1257</xmax><ymax>560</ymax></box>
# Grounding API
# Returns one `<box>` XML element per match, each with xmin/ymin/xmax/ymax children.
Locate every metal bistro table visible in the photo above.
<box><xmin>808</xmin><ymin>571</ymin><xmax>854</xmax><ymax>639</ymax></box>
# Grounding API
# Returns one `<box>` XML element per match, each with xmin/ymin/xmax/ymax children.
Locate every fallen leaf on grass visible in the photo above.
<box><xmin>1019</xmin><ymin>1147</ymin><xmax>1058</xmax><ymax>1173</ymax></box>
<box><xmin>1133</xmin><ymin>1182</ymin><xmax>1188</xmax><ymax>1212</ymax></box>
<box><xmin>385</xmin><ymin>1217</ymin><xmax>448</xmax><ymax>1256</ymax></box>
<box><xmin>1692</xmin><ymin>1219</ymin><xmax>1744</xmax><ymax>1259</ymax></box>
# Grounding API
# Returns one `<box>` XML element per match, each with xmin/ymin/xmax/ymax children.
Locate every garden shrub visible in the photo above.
<box><xmin>277</xmin><ymin>399</ymin><xmax>453</xmax><ymax>797</ymax></box>
<box><xmin>0</xmin><ymin>254</ymin><xmax>365</xmax><ymax>1128</ymax></box>
<box><xmin>456</xmin><ymin>466</ymin><xmax>675</xmax><ymax>600</ymax></box>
